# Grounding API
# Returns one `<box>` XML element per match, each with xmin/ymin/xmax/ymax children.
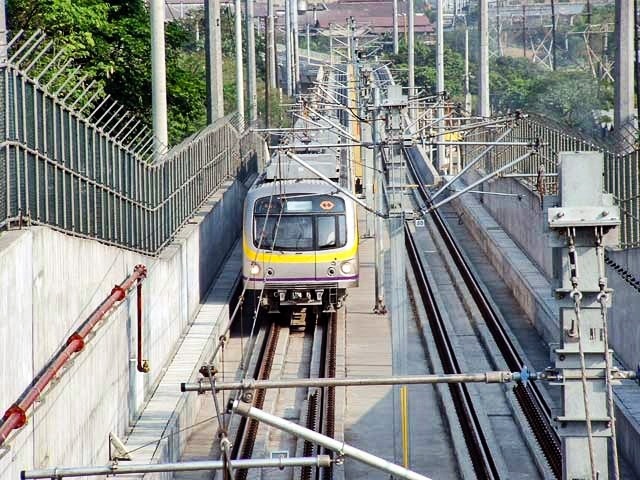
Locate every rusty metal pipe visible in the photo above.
<box><xmin>0</xmin><ymin>265</ymin><xmax>147</xmax><ymax>446</ymax></box>
<box><xmin>136</xmin><ymin>274</ymin><xmax>150</xmax><ymax>373</ymax></box>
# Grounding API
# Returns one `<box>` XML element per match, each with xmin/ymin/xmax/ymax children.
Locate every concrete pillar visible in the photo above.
<box><xmin>436</xmin><ymin>0</ymin><xmax>445</xmax><ymax>170</ymax></box>
<box><xmin>246</xmin><ymin>0</ymin><xmax>257</xmax><ymax>125</ymax></box>
<box><xmin>393</xmin><ymin>0</ymin><xmax>399</xmax><ymax>55</ymax></box>
<box><xmin>150</xmin><ymin>0</ymin><xmax>169</xmax><ymax>156</ymax></box>
<box><xmin>407</xmin><ymin>0</ymin><xmax>415</xmax><ymax>117</ymax></box>
<box><xmin>292</xmin><ymin>0</ymin><xmax>301</xmax><ymax>91</ymax></box>
<box><xmin>0</xmin><ymin>0</ymin><xmax>7</xmax><ymax>62</ymax></box>
<box><xmin>235</xmin><ymin>0</ymin><xmax>245</xmax><ymax>126</ymax></box>
<box><xmin>614</xmin><ymin>0</ymin><xmax>636</xmax><ymax>149</ymax></box>
<box><xmin>267</xmin><ymin>0</ymin><xmax>276</xmax><ymax>90</ymax></box>
<box><xmin>205</xmin><ymin>0</ymin><xmax>224</xmax><ymax>123</ymax></box>
<box><xmin>285</xmin><ymin>0</ymin><xmax>293</xmax><ymax>96</ymax></box>
<box><xmin>478</xmin><ymin>0</ymin><xmax>490</xmax><ymax>117</ymax></box>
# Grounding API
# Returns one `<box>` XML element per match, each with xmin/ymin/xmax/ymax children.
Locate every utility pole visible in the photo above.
<box><xmin>372</xmin><ymin>87</ymin><xmax>386</xmax><ymax>315</ymax></box>
<box><xmin>614</xmin><ymin>0</ymin><xmax>635</xmax><ymax>150</ymax></box>
<box><xmin>292</xmin><ymin>0</ymin><xmax>301</xmax><ymax>93</ymax></box>
<box><xmin>285</xmin><ymin>0</ymin><xmax>293</xmax><ymax>96</ymax></box>
<box><xmin>307</xmin><ymin>23</ymin><xmax>311</xmax><ymax>60</ymax></box>
<box><xmin>235</xmin><ymin>0</ymin><xmax>245</xmax><ymax>126</ymax></box>
<box><xmin>393</xmin><ymin>0</ymin><xmax>399</xmax><ymax>54</ymax></box>
<box><xmin>0</xmin><ymin>0</ymin><xmax>7</xmax><ymax>62</ymax></box>
<box><xmin>407</xmin><ymin>0</ymin><xmax>415</xmax><ymax>118</ymax></box>
<box><xmin>267</xmin><ymin>0</ymin><xmax>276</xmax><ymax>90</ymax></box>
<box><xmin>464</xmin><ymin>26</ymin><xmax>472</xmax><ymax>114</ymax></box>
<box><xmin>635</xmin><ymin>0</ymin><xmax>640</xmax><ymax>130</ymax></box>
<box><xmin>436</xmin><ymin>0</ymin><xmax>445</xmax><ymax>171</ymax></box>
<box><xmin>205</xmin><ymin>0</ymin><xmax>224</xmax><ymax>123</ymax></box>
<box><xmin>548</xmin><ymin>152</ymin><xmax>620</xmax><ymax>480</ymax></box>
<box><xmin>522</xmin><ymin>3</ymin><xmax>527</xmax><ymax>58</ymax></box>
<box><xmin>551</xmin><ymin>0</ymin><xmax>557</xmax><ymax>70</ymax></box>
<box><xmin>478</xmin><ymin>0</ymin><xmax>490</xmax><ymax>117</ymax></box>
<box><xmin>264</xmin><ymin>17</ymin><xmax>271</xmax><ymax>130</ymax></box>
<box><xmin>150</xmin><ymin>0</ymin><xmax>169</xmax><ymax>157</ymax></box>
<box><xmin>246</xmin><ymin>0</ymin><xmax>257</xmax><ymax>125</ymax></box>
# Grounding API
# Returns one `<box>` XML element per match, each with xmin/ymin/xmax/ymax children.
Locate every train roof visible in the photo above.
<box><xmin>264</xmin><ymin>153</ymin><xmax>339</xmax><ymax>181</ymax></box>
<box><xmin>247</xmin><ymin>179</ymin><xmax>349</xmax><ymax>201</ymax></box>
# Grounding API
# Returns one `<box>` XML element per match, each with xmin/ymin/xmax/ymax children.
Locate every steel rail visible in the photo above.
<box><xmin>404</xmin><ymin>146</ymin><xmax>562</xmax><ymax>478</ymax></box>
<box><xmin>405</xmin><ymin>225</ymin><xmax>499</xmax><ymax>480</ymax></box>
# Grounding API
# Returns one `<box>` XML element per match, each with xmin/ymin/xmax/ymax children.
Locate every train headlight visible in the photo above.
<box><xmin>249</xmin><ymin>263</ymin><xmax>261</xmax><ymax>275</ymax></box>
<box><xmin>340</xmin><ymin>261</ymin><xmax>354</xmax><ymax>275</ymax></box>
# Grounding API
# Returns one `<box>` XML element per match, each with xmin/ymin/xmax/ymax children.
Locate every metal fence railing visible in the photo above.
<box><xmin>0</xmin><ymin>41</ymin><xmax>265</xmax><ymax>254</ymax></box>
<box><xmin>460</xmin><ymin>114</ymin><xmax>640</xmax><ymax>249</ymax></box>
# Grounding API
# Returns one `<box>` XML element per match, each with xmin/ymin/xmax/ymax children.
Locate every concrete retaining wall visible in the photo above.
<box><xmin>461</xmin><ymin>169</ymin><xmax>554</xmax><ymax>280</ymax></box>
<box><xmin>0</xmin><ymin>178</ymin><xmax>249</xmax><ymax>480</ymax></box>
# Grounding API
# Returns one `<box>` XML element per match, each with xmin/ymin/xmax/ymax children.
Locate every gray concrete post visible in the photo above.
<box><xmin>150</xmin><ymin>0</ymin><xmax>169</xmax><ymax>156</ymax></box>
<box><xmin>372</xmin><ymin>87</ymin><xmax>386</xmax><ymax>314</ymax></box>
<box><xmin>464</xmin><ymin>27</ymin><xmax>471</xmax><ymax>114</ymax></box>
<box><xmin>285</xmin><ymin>0</ymin><xmax>293</xmax><ymax>96</ymax></box>
<box><xmin>235</xmin><ymin>0</ymin><xmax>245</xmax><ymax>126</ymax></box>
<box><xmin>205</xmin><ymin>0</ymin><xmax>224</xmax><ymax>123</ymax></box>
<box><xmin>292</xmin><ymin>0</ymin><xmax>300</xmax><ymax>91</ymax></box>
<box><xmin>548</xmin><ymin>152</ymin><xmax>621</xmax><ymax>480</ymax></box>
<box><xmin>393</xmin><ymin>0</ymin><xmax>399</xmax><ymax>54</ymax></box>
<box><xmin>614</xmin><ymin>0</ymin><xmax>636</xmax><ymax>150</ymax></box>
<box><xmin>246</xmin><ymin>0</ymin><xmax>258</xmax><ymax>125</ymax></box>
<box><xmin>267</xmin><ymin>0</ymin><xmax>277</xmax><ymax>89</ymax></box>
<box><xmin>478</xmin><ymin>0</ymin><xmax>490</xmax><ymax>117</ymax></box>
<box><xmin>407</xmin><ymin>0</ymin><xmax>415</xmax><ymax>118</ymax></box>
<box><xmin>0</xmin><ymin>0</ymin><xmax>7</xmax><ymax>62</ymax></box>
<box><xmin>436</xmin><ymin>0</ymin><xmax>445</xmax><ymax>171</ymax></box>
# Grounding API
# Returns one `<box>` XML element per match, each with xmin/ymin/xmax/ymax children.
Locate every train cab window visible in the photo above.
<box><xmin>317</xmin><ymin>216</ymin><xmax>336</xmax><ymax>248</ymax></box>
<box><xmin>255</xmin><ymin>215</ymin><xmax>314</xmax><ymax>250</ymax></box>
<box><xmin>317</xmin><ymin>215</ymin><xmax>348</xmax><ymax>249</ymax></box>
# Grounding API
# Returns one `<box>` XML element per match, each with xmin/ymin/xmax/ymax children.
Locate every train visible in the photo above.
<box><xmin>242</xmin><ymin>67</ymin><xmax>360</xmax><ymax>324</ymax></box>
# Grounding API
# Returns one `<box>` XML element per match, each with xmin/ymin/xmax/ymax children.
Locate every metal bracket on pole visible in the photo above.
<box><xmin>547</xmin><ymin>152</ymin><xmax>620</xmax><ymax>480</ymax></box>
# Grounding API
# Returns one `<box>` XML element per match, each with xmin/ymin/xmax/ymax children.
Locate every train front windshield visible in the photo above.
<box><xmin>253</xmin><ymin>194</ymin><xmax>347</xmax><ymax>251</ymax></box>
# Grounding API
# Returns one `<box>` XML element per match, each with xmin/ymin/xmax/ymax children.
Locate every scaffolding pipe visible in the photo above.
<box><xmin>0</xmin><ymin>265</ymin><xmax>148</xmax><ymax>446</ymax></box>
<box><xmin>233</xmin><ymin>401</ymin><xmax>433</xmax><ymax>480</ymax></box>
<box><xmin>427</xmin><ymin>151</ymin><xmax>534</xmax><ymax>212</ymax></box>
<box><xmin>21</xmin><ymin>456</ymin><xmax>332</xmax><ymax>479</ymax></box>
<box><xmin>182</xmin><ymin>370</ymin><xmax>532</xmax><ymax>392</ymax></box>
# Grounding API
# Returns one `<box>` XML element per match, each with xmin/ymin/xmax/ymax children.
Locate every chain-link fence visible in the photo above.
<box><xmin>0</xmin><ymin>48</ymin><xmax>266</xmax><ymax>254</ymax></box>
<box><xmin>460</xmin><ymin>114</ymin><xmax>640</xmax><ymax>249</ymax></box>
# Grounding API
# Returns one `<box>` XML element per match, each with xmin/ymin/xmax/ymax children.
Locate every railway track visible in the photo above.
<box><xmin>404</xmin><ymin>146</ymin><xmax>562</xmax><ymax>478</ymax></box>
<box><xmin>231</xmin><ymin>313</ymin><xmax>338</xmax><ymax>480</ymax></box>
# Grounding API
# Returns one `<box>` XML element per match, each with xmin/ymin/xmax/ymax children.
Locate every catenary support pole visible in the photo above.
<box><xmin>235</xmin><ymin>0</ymin><xmax>245</xmax><ymax>126</ymax></box>
<box><xmin>478</xmin><ymin>0</ymin><xmax>490</xmax><ymax>116</ymax></box>
<box><xmin>267</xmin><ymin>0</ymin><xmax>276</xmax><ymax>89</ymax></box>
<box><xmin>246</xmin><ymin>0</ymin><xmax>257</xmax><ymax>124</ymax></box>
<box><xmin>393</xmin><ymin>0</ymin><xmax>399</xmax><ymax>54</ymax></box>
<box><xmin>150</xmin><ymin>0</ymin><xmax>169</xmax><ymax>157</ymax></box>
<box><xmin>614</xmin><ymin>0</ymin><xmax>636</xmax><ymax>151</ymax></box>
<box><xmin>435</xmin><ymin>0</ymin><xmax>445</xmax><ymax>170</ymax></box>
<box><xmin>0</xmin><ymin>0</ymin><xmax>7</xmax><ymax>62</ymax></box>
<box><xmin>205</xmin><ymin>0</ymin><xmax>224</xmax><ymax>123</ymax></box>
<box><xmin>285</xmin><ymin>0</ymin><xmax>293</xmax><ymax>96</ymax></box>
<box><xmin>464</xmin><ymin>26</ymin><xmax>471</xmax><ymax>113</ymax></box>
<box><xmin>233</xmin><ymin>401</ymin><xmax>433</xmax><ymax>480</ymax></box>
<box><xmin>292</xmin><ymin>0</ymin><xmax>300</xmax><ymax>92</ymax></box>
<box><xmin>407</xmin><ymin>0</ymin><xmax>415</xmax><ymax>118</ymax></box>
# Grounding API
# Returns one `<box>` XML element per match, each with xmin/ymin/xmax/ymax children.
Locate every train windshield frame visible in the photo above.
<box><xmin>253</xmin><ymin>194</ymin><xmax>348</xmax><ymax>251</ymax></box>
